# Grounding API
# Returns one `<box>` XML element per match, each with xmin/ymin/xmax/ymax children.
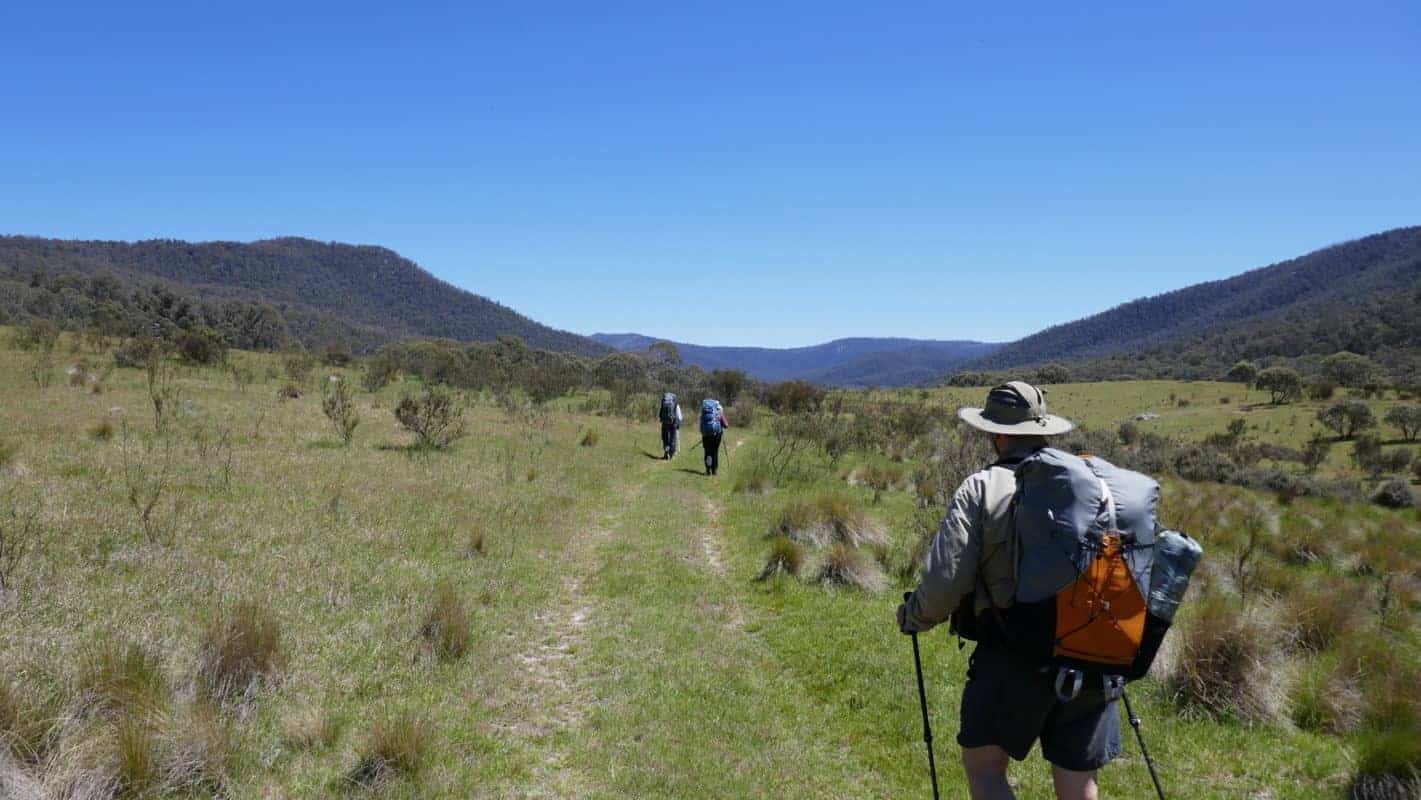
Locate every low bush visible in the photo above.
<box><xmin>756</xmin><ymin>537</ymin><xmax>804</xmax><ymax>580</ymax></box>
<box><xmin>732</xmin><ymin>470</ymin><xmax>773</xmax><ymax>495</ymax></box>
<box><xmin>349</xmin><ymin>713</ymin><xmax>430</xmax><ymax>787</ymax></box>
<box><xmin>1278</xmin><ymin>576</ymin><xmax>1363</xmax><ymax>653</ymax></box>
<box><xmin>579</xmin><ymin>428</ymin><xmax>599</xmax><ymax>447</ymax></box>
<box><xmin>320</xmin><ymin>376</ymin><xmax>359</xmax><ymax>445</ymax></box>
<box><xmin>773</xmin><ymin>493</ymin><xmax>885</xmax><ymax>548</ymax></box>
<box><xmin>419</xmin><ymin>584</ymin><xmax>470</xmax><ymax>662</ymax></box>
<box><xmin>195</xmin><ymin>601</ymin><xmax>283</xmax><ymax>701</ymax></box>
<box><xmin>276</xmin><ymin>383</ymin><xmax>303</xmax><ymax>400</ymax></box>
<box><xmin>395</xmin><ymin>387</ymin><xmax>466</xmax><ymax>449</ymax></box>
<box><xmin>1290</xmin><ymin>657</ymin><xmax>1364</xmax><ymax>734</ymax></box>
<box><xmin>1372</xmin><ymin>479</ymin><xmax>1418</xmax><ymax>509</ymax></box>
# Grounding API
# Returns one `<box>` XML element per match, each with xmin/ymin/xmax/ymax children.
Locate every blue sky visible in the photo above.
<box><xmin>2</xmin><ymin>2</ymin><xmax>1418</xmax><ymax>347</ymax></box>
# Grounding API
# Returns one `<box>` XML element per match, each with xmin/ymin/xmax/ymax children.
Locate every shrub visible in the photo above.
<box><xmin>757</xmin><ymin>537</ymin><xmax>804</xmax><ymax>580</ymax></box>
<box><xmin>419</xmin><ymin>584</ymin><xmax>470</xmax><ymax>662</ymax></box>
<box><xmin>579</xmin><ymin>428</ymin><xmax>599</xmax><ymax>447</ymax></box>
<box><xmin>1118</xmin><ymin>420</ymin><xmax>1141</xmax><ymax>445</ymax></box>
<box><xmin>362</xmin><ymin>361</ymin><xmax>396</xmax><ymax>393</ymax></box>
<box><xmin>1372</xmin><ymin>479</ymin><xmax>1418</xmax><ymax>509</ymax></box>
<box><xmin>276</xmin><ymin>383</ymin><xmax>303</xmax><ymax>400</ymax></box>
<box><xmin>1172</xmin><ymin>445</ymin><xmax>1235</xmax><ymax>484</ymax></box>
<box><xmin>763</xmin><ymin>380</ymin><xmax>825</xmax><ymax>413</ymax></box>
<box><xmin>814</xmin><ymin>543</ymin><xmax>886</xmax><ymax>592</ymax></box>
<box><xmin>320</xmin><ymin>376</ymin><xmax>359</xmax><ymax>445</ymax></box>
<box><xmin>174</xmin><ymin>326</ymin><xmax>227</xmax><ymax>365</ymax></box>
<box><xmin>729</xmin><ymin>396</ymin><xmax>757</xmax><ymax>429</ymax></box>
<box><xmin>1255</xmin><ymin>367</ymin><xmax>1303</xmax><ymax>405</ymax></box>
<box><xmin>349</xmin><ymin>713</ymin><xmax>430</xmax><ymax>787</ymax></box>
<box><xmin>88</xmin><ymin>419</ymin><xmax>115</xmax><ymax>441</ymax></box>
<box><xmin>1165</xmin><ymin>595</ymin><xmax>1282</xmax><ymax>722</ymax></box>
<box><xmin>395</xmin><ymin>388</ymin><xmax>466</xmax><ymax>449</ymax></box>
<box><xmin>196</xmin><ymin>601</ymin><xmax>283</xmax><ymax>701</ymax></box>
<box><xmin>282</xmin><ymin>352</ymin><xmax>315</xmax><ymax>385</ymax></box>
<box><xmin>114</xmin><ymin>336</ymin><xmax>163</xmax><ymax>369</ymax></box>
<box><xmin>1306</xmin><ymin>379</ymin><xmax>1337</xmax><ymax>401</ymax></box>
<box><xmin>321</xmin><ymin>341</ymin><xmax>353</xmax><ymax>367</ymax></box>
<box><xmin>732</xmin><ymin>470</ymin><xmax>773</xmax><ymax>495</ymax></box>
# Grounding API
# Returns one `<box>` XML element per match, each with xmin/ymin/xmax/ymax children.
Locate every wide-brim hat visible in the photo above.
<box><xmin>957</xmin><ymin>380</ymin><xmax>1075</xmax><ymax>436</ymax></box>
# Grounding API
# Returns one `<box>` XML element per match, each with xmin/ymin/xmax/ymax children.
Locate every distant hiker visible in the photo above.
<box><xmin>699</xmin><ymin>398</ymin><xmax>729</xmax><ymax>475</ymax></box>
<box><xmin>658</xmin><ymin>392</ymin><xmax>682</xmax><ymax>459</ymax></box>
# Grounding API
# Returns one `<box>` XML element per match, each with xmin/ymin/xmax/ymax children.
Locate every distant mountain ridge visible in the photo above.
<box><xmin>0</xmin><ymin>235</ymin><xmax>609</xmax><ymax>356</ymax></box>
<box><xmin>971</xmin><ymin>226</ymin><xmax>1421</xmax><ymax>375</ymax></box>
<box><xmin>591</xmin><ymin>333</ymin><xmax>1000</xmax><ymax>386</ymax></box>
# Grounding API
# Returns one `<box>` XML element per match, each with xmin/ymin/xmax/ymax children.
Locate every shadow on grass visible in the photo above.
<box><xmin>638</xmin><ymin>450</ymin><xmax>666</xmax><ymax>461</ymax></box>
<box><xmin>374</xmin><ymin>442</ymin><xmax>443</xmax><ymax>457</ymax></box>
<box><xmin>676</xmin><ymin>468</ymin><xmax>708</xmax><ymax>477</ymax></box>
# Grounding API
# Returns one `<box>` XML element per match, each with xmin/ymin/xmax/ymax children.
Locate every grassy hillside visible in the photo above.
<box><xmin>2</xmin><ymin>337</ymin><xmax>1418</xmax><ymax>798</ymax></box>
<box><xmin>0</xmin><ymin>236</ymin><xmax>610</xmax><ymax>356</ymax></box>
<box><xmin>969</xmin><ymin>226</ymin><xmax>1421</xmax><ymax>380</ymax></box>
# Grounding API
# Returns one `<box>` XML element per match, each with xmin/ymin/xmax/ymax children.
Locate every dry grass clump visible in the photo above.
<box><xmin>113</xmin><ymin>714</ymin><xmax>163</xmax><ymax>796</ymax></box>
<box><xmin>1290</xmin><ymin>656</ymin><xmax>1365</xmax><ymax>734</ymax></box>
<box><xmin>284</xmin><ymin>707</ymin><xmax>340</xmax><ymax>751</ymax></box>
<box><xmin>0</xmin><ymin>674</ymin><xmax>62</xmax><ymax>763</ymax></box>
<box><xmin>348</xmin><ymin>714</ymin><xmax>430</xmax><ymax>787</ymax></box>
<box><xmin>0</xmin><ymin>436</ymin><xmax>17</xmax><ymax>469</ymax></box>
<box><xmin>773</xmin><ymin>493</ymin><xmax>885</xmax><ymax>548</ymax></box>
<box><xmin>1277</xmin><ymin>575</ymin><xmax>1364</xmax><ymax>653</ymax></box>
<box><xmin>466</xmin><ymin>528</ymin><xmax>487</xmax><ymax>557</ymax></box>
<box><xmin>1164</xmin><ymin>595</ymin><xmax>1284</xmax><ymax>722</ymax></box>
<box><xmin>1349</xmin><ymin>728</ymin><xmax>1421</xmax><ymax>800</ymax></box>
<box><xmin>74</xmin><ymin>640</ymin><xmax>168</xmax><ymax>718</ymax></box>
<box><xmin>732</xmin><ymin>470</ymin><xmax>774</xmax><ymax>495</ymax></box>
<box><xmin>88</xmin><ymin>419</ymin><xmax>115</xmax><ymax>441</ymax></box>
<box><xmin>161</xmin><ymin>703</ymin><xmax>232</xmax><ymax>795</ymax></box>
<box><xmin>419</xmin><ymin>584</ymin><xmax>470</xmax><ymax>662</ymax></box>
<box><xmin>756</xmin><ymin>537</ymin><xmax>804</xmax><ymax>581</ymax></box>
<box><xmin>195</xmin><ymin>601</ymin><xmax>283</xmax><ymax>701</ymax></box>
<box><xmin>851</xmin><ymin>463</ymin><xmax>906</xmax><ymax>502</ymax></box>
<box><xmin>814</xmin><ymin>543</ymin><xmax>887</xmax><ymax>592</ymax></box>
<box><xmin>579</xmin><ymin>428</ymin><xmax>599</xmax><ymax>447</ymax></box>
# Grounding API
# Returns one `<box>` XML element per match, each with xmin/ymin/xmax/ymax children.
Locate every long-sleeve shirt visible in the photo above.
<box><xmin>901</xmin><ymin>441</ymin><xmax>1044</xmax><ymax>633</ymax></box>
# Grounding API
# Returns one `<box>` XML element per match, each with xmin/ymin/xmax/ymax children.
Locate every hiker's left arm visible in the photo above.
<box><xmin>900</xmin><ymin>476</ymin><xmax>983</xmax><ymax>633</ymax></box>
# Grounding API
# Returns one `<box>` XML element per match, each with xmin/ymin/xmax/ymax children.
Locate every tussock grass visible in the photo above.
<box><xmin>114</xmin><ymin>714</ymin><xmax>162</xmax><ymax>797</ymax></box>
<box><xmin>1349</xmin><ymin>727</ymin><xmax>1421</xmax><ymax>800</ymax></box>
<box><xmin>284</xmin><ymin>707</ymin><xmax>340</xmax><ymax>751</ymax></box>
<box><xmin>162</xmin><ymin>703</ymin><xmax>232</xmax><ymax>794</ymax></box>
<box><xmin>773</xmin><ymin>493</ymin><xmax>885</xmax><ymax>548</ymax></box>
<box><xmin>814</xmin><ymin>543</ymin><xmax>886</xmax><ymax>592</ymax></box>
<box><xmin>348</xmin><ymin>714</ymin><xmax>430</xmax><ymax>787</ymax></box>
<box><xmin>87</xmin><ymin>419</ymin><xmax>115</xmax><ymax>441</ymax></box>
<box><xmin>1277</xmin><ymin>575</ymin><xmax>1364</xmax><ymax>653</ymax></box>
<box><xmin>74</xmin><ymin>640</ymin><xmax>167</xmax><ymax>718</ymax></box>
<box><xmin>466</xmin><ymin>528</ymin><xmax>487</xmax><ymax>557</ymax></box>
<box><xmin>1291</xmin><ymin>656</ymin><xmax>1365</xmax><ymax>734</ymax></box>
<box><xmin>579</xmin><ymin>428</ymin><xmax>600</xmax><ymax>447</ymax></box>
<box><xmin>419</xmin><ymin>584</ymin><xmax>470</xmax><ymax>661</ymax></box>
<box><xmin>756</xmin><ymin>537</ymin><xmax>804</xmax><ymax>581</ymax></box>
<box><xmin>732</xmin><ymin>471</ymin><xmax>773</xmax><ymax>495</ymax></box>
<box><xmin>1164</xmin><ymin>595</ymin><xmax>1284</xmax><ymax>722</ymax></box>
<box><xmin>0</xmin><ymin>436</ymin><xmax>17</xmax><ymax>468</ymax></box>
<box><xmin>195</xmin><ymin>601</ymin><xmax>283</xmax><ymax>701</ymax></box>
<box><xmin>0</xmin><ymin>674</ymin><xmax>61</xmax><ymax>763</ymax></box>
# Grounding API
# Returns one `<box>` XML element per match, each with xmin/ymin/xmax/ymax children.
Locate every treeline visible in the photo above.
<box><xmin>975</xmin><ymin>226</ymin><xmax>1421</xmax><ymax>372</ymax></box>
<box><xmin>0</xmin><ymin>235</ymin><xmax>609</xmax><ymax>356</ymax></box>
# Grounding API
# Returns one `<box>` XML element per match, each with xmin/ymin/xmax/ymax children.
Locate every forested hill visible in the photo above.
<box><xmin>592</xmin><ymin>333</ymin><xmax>999</xmax><ymax>386</ymax></box>
<box><xmin>972</xmin><ymin>226</ymin><xmax>1421</xmax><ymax>374</ymax></box>
<box><xmin>0</xmin><ymin>236</ymin><xmax>609</xmax><ymax>356</ymax></box>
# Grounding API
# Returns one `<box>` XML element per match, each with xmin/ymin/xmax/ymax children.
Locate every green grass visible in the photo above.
<box><xmin>1</xmin><ymin>336</ymin><xmax>1417</xmax><ymax>797</ymax></box>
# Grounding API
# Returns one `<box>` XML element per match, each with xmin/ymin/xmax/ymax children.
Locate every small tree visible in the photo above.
<box><xmin>1305</xmin><ymin>379</ymin><xmax>1337</xmax><ymax>401</ymax></box>
<box><xmin>174</xmin><ymin>326</ymin><xmax>228</xmax><ymax>365</ymax></box>
<box><xmin>647</xmin><ymin>341</ymin><xmax>682</xmax><ymax>367</ymax></box>
<box><xmin>1318</xmin><ymin>400</ymin><xmax>1375</xmax><ymax>440</ymax></box>
<box><xmin>1383</xmin><ymin>404</ymin><xmax>1421</xmax><ymax>442</ymax></box>
<box><xmin>1321</xmin><ymin>351</ymin><xmax>1377</xmax><ymax>389</ymax></box>
<box><xmin>395</xmin><ymin>387</ymin><xmax>466</xmax><ymax>449</ymax></box>
<box><xmin>1301</xmin><ymin>437</ymin><xmax>1330</xmax><ymax>473</ymax></box>
<box><xmin>1255</xmin><ymin>367</ymin><xmax>1302</xmax><ymax>405</ymax></box>
<box><xmin>321</xmin><ymin>376</ymin><xmax>359</xmax><ymax>445</ymax></box>
<box><xmin>708</xmin><ymin>369</ymin><xmax>749</xmax><ymax>406</ymax></box>
<box><xmin>1225</xmin><ymin>361</ymin><xmax>1258</xmax><ymax>384</ymax></box>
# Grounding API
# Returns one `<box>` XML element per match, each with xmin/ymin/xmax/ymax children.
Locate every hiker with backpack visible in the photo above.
<box><xmin>895</xmin><ymin>381</ymin><xmax>1200</xmax><ymax>800</ymax></box>
<box><xmin>699</xmin><ymin>398</ymin><xmax>729</xmax><ymax>475</ymax></box>
<box><xmin>658</xmin><ymin>392</ymin><xmax>682</xmax><ymax>459</ymax></box>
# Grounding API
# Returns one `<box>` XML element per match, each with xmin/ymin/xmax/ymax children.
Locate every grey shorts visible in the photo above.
<box><xmin>957</xmin><ymin>645</ymin><xmax>1122</xmax><ymax>771</ymax></box>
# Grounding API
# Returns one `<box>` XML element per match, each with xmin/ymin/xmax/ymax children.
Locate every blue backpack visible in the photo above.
<box><xmin>700</xmin><ymin>399</ymin><xmax>722</xmax><ymax>436</ymax></box>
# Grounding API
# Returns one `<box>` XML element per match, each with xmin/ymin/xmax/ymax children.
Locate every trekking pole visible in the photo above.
<box><xmin>1121</xmin><ymin>687</ymin><xmax>1166</xmax><ymax>800</ymax></box>
<box><xmin>904</xmin><ymin>592</ymin><xmax>940</xmax><ymax>800</ymax></box>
